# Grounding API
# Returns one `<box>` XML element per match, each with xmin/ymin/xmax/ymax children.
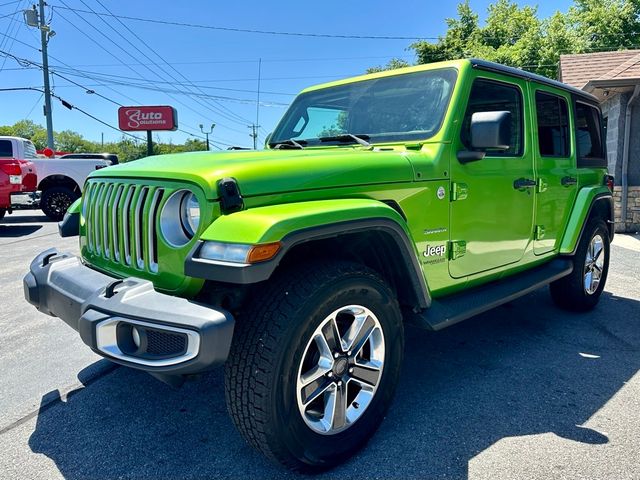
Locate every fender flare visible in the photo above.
<box><xmin>559</xmin><ymin>186</ymin><xmax>614</xmax><ymax>255</ymax></box>
<box><xmin>185</xmin><ymin>199</ymin><xmax>431</xmax><ymax>308</ymax></box>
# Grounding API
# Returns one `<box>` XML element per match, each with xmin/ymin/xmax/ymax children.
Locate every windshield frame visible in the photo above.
<box><xmin>270</xmin><ymin>67</ymin><xmax>459</xmax><ymax>147</ymax></box>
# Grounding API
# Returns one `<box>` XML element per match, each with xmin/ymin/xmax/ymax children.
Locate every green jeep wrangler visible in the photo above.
<box><xmin>24</xmin><ymin>59</ymin><xmax>614</xmax><ymax>472</ymax></box>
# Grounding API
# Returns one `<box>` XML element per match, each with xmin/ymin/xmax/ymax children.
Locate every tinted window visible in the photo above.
<box><xmin>575</xmin><ymin>102</ymin><xmax>604</xmax><ymax>162</ymax></box>
<box><xmin>0</xmin><ymin>140</ymin><xmax>13</xmax><ymax>157</ymax></box>
<box><xmin>462</xmin><ymin>79</ymin><xmax>524</xmax><ymax>156</ymax></box>
<box><xmin>535</xmin><ymin>92</ymin><xmax>570</xmax><ymax>157</ymax></box>
<box><xmin>271</xmin><ymin>68</ymin><xmax>458</xmax><ymax>145</ymax></box>
<box><xmin>23</xmin><ymin>141</ymin><xmax>37</xmax><ymax>159</ymax></box>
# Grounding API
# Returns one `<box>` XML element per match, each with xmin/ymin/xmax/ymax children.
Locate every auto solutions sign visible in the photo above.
<box><xmin>118</xmin><ymin>106</ymin><xmax>178</xmax><ymax>131</ymax></box>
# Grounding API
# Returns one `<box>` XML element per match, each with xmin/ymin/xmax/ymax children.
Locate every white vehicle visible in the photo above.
<box><xmin>0</xmin><ymin>136</ymin><xmax>113</xmax><ymax>220</ymax></box>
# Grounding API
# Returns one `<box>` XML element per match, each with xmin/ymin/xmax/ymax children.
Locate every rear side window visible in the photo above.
<box><xmin>535</xmin><ymin>91</ymin><xmax>570</xmax><ymax>157</ymax></box>
<box><xmin>23</xmin><ymin>141</ymin><xmax>37</xmax><ymax>159</ymax></box>
<box><xmin>0</xmin><ymin>140</ymin><xmax>13</xmax><ymax>157</ymax></box>
<box><xmin>462</xmin><ymin>78</ymin><xmax>524</xmax><ymax>156</ymax></box>
<box><xmin>575</xmin><ymin>102</ymin><xmax>605</xmax><ymax>166</ymax></box>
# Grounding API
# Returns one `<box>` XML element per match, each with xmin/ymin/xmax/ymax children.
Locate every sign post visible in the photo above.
<box><xmin>117</xmin><ymin>105</ymin><xmax>178</xmax><ymax>156</ymax></box>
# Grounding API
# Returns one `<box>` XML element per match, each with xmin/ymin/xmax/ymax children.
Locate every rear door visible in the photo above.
<box><xmin>449</xmin><ymin>74</ymin><xmax>535</xmax><ymax>278</ymax></box>
<box><xmin>531</xmin><ymin>87</ymin><xmax>577</xmax><ymax>255</ymax></box>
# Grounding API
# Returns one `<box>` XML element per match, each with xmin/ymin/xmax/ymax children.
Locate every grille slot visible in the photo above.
<box><xmin>84</xmin><ymin>181</ymin><xmax>164</xmax><ymax>273</ymax></box>
<box><xmin>145</xmin><ymin>329</ymin><xmax>187</xmax><ymax>356</ymax></box>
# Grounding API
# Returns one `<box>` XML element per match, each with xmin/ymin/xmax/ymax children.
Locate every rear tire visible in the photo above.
<box><xmin>224</xmin><ymin>261</ymin><xmax>404</xmax><ymax>472</ymax></box>
<box><xmin>41</xmin><ymin>186</ymin><xmax>79</xmax><ymax>221</ymax></box>
<box><xmin>550</xmin><ymin>218</ymin><xmax>610</xmax><ymax>311</ymax></box>
<box><xmin>0</xmin><ymin>208</ymin><xmax>5</xmax><ymax>221</ymax></box>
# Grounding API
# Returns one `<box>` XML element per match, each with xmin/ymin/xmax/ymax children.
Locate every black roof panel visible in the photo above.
<box><xmin>469</xmin><ymin>58</ymin><xmax>599</xmax><ymax>104</ymax></box>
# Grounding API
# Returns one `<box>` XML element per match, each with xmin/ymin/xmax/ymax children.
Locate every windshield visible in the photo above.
<box><xmin>270</xmin><ymin>68</ymin><xmax>457</xmax><ymax>146</ymax></box>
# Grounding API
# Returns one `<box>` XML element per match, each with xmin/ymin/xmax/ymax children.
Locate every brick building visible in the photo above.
<box><xmin>560</xmin><ymin>50</ymin><xmax>640</xmax><ymax>232</ymax></box>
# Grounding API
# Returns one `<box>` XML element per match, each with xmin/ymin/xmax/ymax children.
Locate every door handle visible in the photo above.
<box><xmin>513</xmin><ymin>178</ymin><xmax>537</xmax><ymax>190</ymax></box>
<box><xmin>561</xmin><ymin>176</ymin><xmax>577</xmax><ymax>186</ymax></box>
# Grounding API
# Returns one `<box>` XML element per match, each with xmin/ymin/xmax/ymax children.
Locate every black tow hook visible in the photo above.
<box><xmin>104</xmin><ymin>280</ymin><xmax>124</xmax><ymax>298</ymax></box>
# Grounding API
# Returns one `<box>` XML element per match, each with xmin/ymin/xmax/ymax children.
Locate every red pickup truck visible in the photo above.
<box><xmin>0</xmin><ymin>155</ymin><xmax>38</xmax><ymax>222</ymax></box>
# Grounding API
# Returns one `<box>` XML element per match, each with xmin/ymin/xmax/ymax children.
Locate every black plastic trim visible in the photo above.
<box><xmin>23</xmin><ymin>249</ymin><xmax>234</xmax><ymax>376</ymax></box>
<box><xmin>58</xmin><ymin>211</ymin><xmax>79</xmax><ymax>237</ymax></box>
<box><xmin>185</xmin><ymin>218</ymin><xmax>431</xmax><ymax>309</ymax></box>
<box><xmin>568</xmin><ymin>193</ymin><xmax>614</xmax><ymax>256</ymax></box>
<box><xmin>470</xmin><ymin>58</ymin><xmax>599</xmax><ymax>103</ymax></box>
<box><xmin>407</xmin><ymin>258</ymin><xmax>573</xmax><ymax>331</ymax></box>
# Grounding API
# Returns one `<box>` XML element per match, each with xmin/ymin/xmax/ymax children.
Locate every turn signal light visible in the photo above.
<box><xmin>247</xmin><ymin>242</ymin><xmax>282</xmax><ymax>263</ymax></box>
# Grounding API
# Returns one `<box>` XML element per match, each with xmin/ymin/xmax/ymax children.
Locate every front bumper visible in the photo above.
<box><xmin>11</xmin><ymin>191</ymin><xmax>40</xmax><ymax>208</ymax></box>
<box><xmin>23</xmin><ymin>249</ymin><xmax>234</xmax><ymax>377</ymax></box>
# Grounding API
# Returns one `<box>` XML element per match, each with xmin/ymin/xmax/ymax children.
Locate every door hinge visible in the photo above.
<box><xmin>448</xmin><ymin>240</ymin><xmax>467</xmax><ymax>260</ymax></box>
<box><xmin>451</xmin><ymin>182</ymin><xmax>468</xmax><ymax>201</ymax></box>
<box><xmin>535</xmin><ymin>225</ymin><xmax>546</xmax><ymax>240</ymax></box>
<box><xmin>537</xmin><ymin>178</ymin><xmax>548</xmax><ymax>193</ymax></box>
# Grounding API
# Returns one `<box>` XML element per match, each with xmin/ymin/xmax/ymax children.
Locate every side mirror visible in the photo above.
<box><xmin>471</xmin><ymin>111</ymin><xmax>511</xmax><ymax>150</ymax></box>
<box><xmin>264</xmin><ymin>132</ymin><xmax>273</xmax><ymax>149</ymax></box>
<box><xmin>458</xmin><ymin>111</ymin><xmax>512</xmax><ymax>163</ymax></box>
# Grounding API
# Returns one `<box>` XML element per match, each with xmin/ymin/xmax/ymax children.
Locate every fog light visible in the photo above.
<box><xmin>132</xmin><ymin>326</ymin><xmax>141</xmax><ymax>348</ymax></box>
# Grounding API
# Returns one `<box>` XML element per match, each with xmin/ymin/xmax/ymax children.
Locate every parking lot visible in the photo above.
<box><xmin>0</xmin><ymin>209</ymin><xmax>638</xmax><ymax>479</ymax></box>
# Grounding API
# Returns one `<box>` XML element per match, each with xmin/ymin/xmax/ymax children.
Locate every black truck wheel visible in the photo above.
<box><xmin>41</xmin><ymin>186</ymin><xmax>79</xmax><ymax>221</ymax></box>
<box><xmin>550</xmin><ymin>218</ymin><xmax>610</xmax><ymax>311</ymax></box>
<box><xmin>225</xmin><ymin>261</ymin><xmax>404</xmax><ymax>472</ymax></box>
<box><xmin>0</xmin><ymin>208</ymin><xmax>5</xmax><ymax>221</ymax></box>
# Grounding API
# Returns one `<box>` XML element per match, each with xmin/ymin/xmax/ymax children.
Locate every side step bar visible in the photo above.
<box><xmin>409</xmin><ymin>258</ymin><xmax>573</xmax><ymax>331</ymax></box>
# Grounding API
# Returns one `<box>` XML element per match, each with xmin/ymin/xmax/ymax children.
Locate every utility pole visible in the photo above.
<box><xmin>25</xmin><ymin>2</ymin><xmax>55</xmax><ymax>149</ymax></box>
<box><xmin>199</xmin><ymin>123</ymin><xmax>215</xmax><ymax>151</ymax></box>
<box><xmin>248</xmin><ymin>124</ymin><xmax>260</xmax><ymax>150</ymax></box>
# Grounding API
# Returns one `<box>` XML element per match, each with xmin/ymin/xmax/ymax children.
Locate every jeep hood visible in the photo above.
<box><xmin>90</xmin><ymin>148</ymin><xmax>421</xmax><ymax>199</ymax></box>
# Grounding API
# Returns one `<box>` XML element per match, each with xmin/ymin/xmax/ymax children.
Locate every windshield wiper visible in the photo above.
<box><xmin>318</xmin><ymin>133</ymin><xmax>371</xmax><ymax>148</ymax></box>
<box><xmin>271</xmin><ymin>138</ymin><xmax>306</xmax><ymax>149</ymax></box>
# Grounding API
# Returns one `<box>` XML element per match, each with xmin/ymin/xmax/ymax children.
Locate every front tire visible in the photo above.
<box><xmin>0</xmin><ymin>208</ymin><xmax>5</xmax><ymax>221</ymax></box>
<box><xmin>550</xmin><ymin>218</ymin><xmax>610</xmax><ymax>311</ymax></box>
<box><xmin>224</xmin><ymin>261</ymin><xmax>404</xmax><ymax>472</ymax></box>
<box><xmin>41</xmin><ymin>186</ymin><xmax>79</xmax><ymax>221</ymax></box>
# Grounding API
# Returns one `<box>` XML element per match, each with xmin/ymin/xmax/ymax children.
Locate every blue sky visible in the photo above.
<box><xmin>0</xmin><ymin>0</ymin><xmax>572</xmax><ymax>149</ymax></box>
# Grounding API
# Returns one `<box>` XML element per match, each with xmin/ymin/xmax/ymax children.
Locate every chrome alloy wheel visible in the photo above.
<box><xmin>296</xmin><ymin>305</ymin><xmax>385</xmax><ymax>435</ymax></box>
<box><xmin>584</xmin><ymin>234</ymin><xmax>605</xmax><ymax>295</ymax></box>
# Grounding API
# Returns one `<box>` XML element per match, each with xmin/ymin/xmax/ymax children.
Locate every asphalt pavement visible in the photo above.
<box><xmin>0</xmin><ymin>209</ymin><xmax>638</xmax><ymax>479</ymax></box>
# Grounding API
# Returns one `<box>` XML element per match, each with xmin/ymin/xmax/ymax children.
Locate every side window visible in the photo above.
<box><xmin>23</xmin><ymin>141</ymin><xmax>37</xmax><ymax>159</ymax></box>
<box><xmin>575</xmin><ymin>102</ymin><xmax>605</xmax><ymax>165</ymax></box>
<box><xmin>462</xmin><ymin>78</ymin><xmax>523</xmax><ymax>156</ymax></box>
<box><xmin>535</xmin><ymin>91</ymin><xmax>570</xmax><ymax>157</ymax></box>
<box><xmin>0</xmin><ymin>139</ymin><xmax>13</xmax><ymax>157</ymax></box>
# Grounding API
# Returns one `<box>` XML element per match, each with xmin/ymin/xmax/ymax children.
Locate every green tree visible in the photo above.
<box><xmin>366</xmin><ymin>58</ymin><xmax>411</xmax><ymax>74</ymax></box>
<box><xmin>401</xmin><ymin>0</ymin><xmax>640</xmax><ymax>80</ymax></box>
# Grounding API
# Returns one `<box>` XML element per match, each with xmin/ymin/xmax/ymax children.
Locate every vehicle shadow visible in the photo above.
<box><xmin>1</xmin><ymin>213</ymin><xmax>52</xmax><ymax>224</ymax></box>
<box><xmin>0</xmin><ymin>224</ymin><xmax>42</xmax><ymax>237</ymax></box>
<box><xmin>27</xmin><ymin>289</ymin><xmax>640</xmax><ymax>479</ymax></box>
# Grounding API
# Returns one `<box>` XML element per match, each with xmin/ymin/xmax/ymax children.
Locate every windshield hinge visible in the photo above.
<box><xmin>448</xmin><ymin>240</ymin><xmax>467</xmax><ymax>260</ymax></box>
<box><xmin>218</xmin><ymin>177</ymin><xmax>244</xmax><ymax>213</ymax></box>
<box><xmin>451</xmin><ymin>182</ymin><xmax>468</xmax><ymax>201</ymax></box>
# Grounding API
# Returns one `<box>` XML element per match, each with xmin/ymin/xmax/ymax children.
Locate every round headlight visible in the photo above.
<box><xmin>181</xmin><ymin>192</ymin><xmax>200</xmax><ymax>236</ymax></box>
<box><xmin>160</xmin><ymin>190</ymin><xmax>201</xmax><ymax>247</ymax></box>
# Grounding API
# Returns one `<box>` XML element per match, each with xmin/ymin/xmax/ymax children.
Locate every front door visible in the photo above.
<box><xmin>531</xmin><ymin>88</ymin><xmax>578</xmax><ymax>255</ymax></box>
<box><xmin>449</xmin><ymin>75</ymin><xmax>535</xmax><ymax>278</ymax></box>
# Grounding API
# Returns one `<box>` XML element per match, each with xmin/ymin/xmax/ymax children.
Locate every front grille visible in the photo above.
<box><xmin>83</xmin><ymin>181</ymin><xmax>164</xmax><ymax>273</ymax></box>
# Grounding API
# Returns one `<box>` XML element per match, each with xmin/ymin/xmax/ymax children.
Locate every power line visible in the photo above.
<box><xmin>54</xmin><ymin>5</ymin><xmax>249</xmax><ymax>135</ymax></box>
<box><xmin>0</xmin><ymin>86</ymin><xmax>145</xmax><ymax>141</ymax></box>
<box><xmin>79</xmin><ymin>0</ymin><xmax>251</xmax><ymax>126</ymax></box>
<box><xmin>0</xmin><ymin>0</ymin><xmax>22</xmax><ymax>7</ymax></box>
<box><xmin>51</xmin><ymin>5</ymin><xmax>431</xmax><ymax>41</ymax></box>
<box><xmin>0</xmin><ymin>49</ymin><xmax>241</xmax><ymax>145</ymax></box>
